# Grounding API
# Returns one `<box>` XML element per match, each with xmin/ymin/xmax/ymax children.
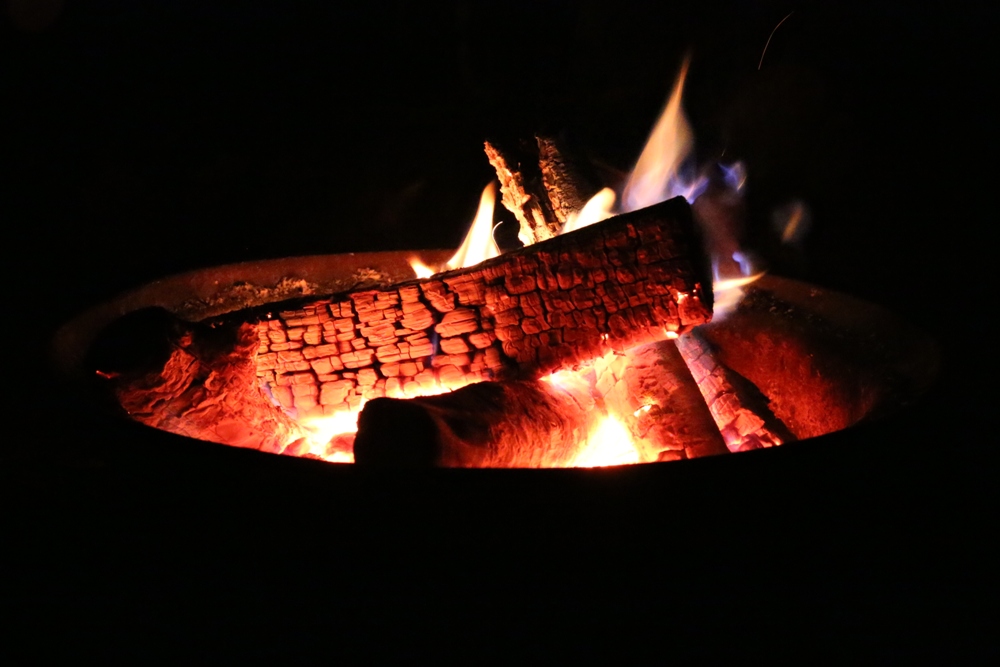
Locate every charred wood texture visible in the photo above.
<box><xmin>674</xmin><ymin>331</ymin><xmax>790</xmax><ymax>452</ymax></box>
<box><xmin>485</xmin><ymin>135</ymin><xmax>601</xmax><ymax>245</ymax></box>
<box><xmin>252</xmin><ymin>197</ymin><xmax>712</xmax><ymax>422</ymax></box>
<box><xmin>485</xmin><ymin>138</ymin><xmax>560</xmax><ymax>245</ymax></box>
<box><xmin>535</xmin><ymin>135</ymin><xmax>602</xmax><ymax>226</ymax></box>
<box><xmin>592</xmin><ymin>343</ymin><xmax>728</xmax><ymax>463</ymax></box>
<box><xmin>353</xmin><ymin>379</ymin><xmax>600</xmax><ymax>468</ymax></box>
<box><xmin>94</xmin><ymin>308</ymin><xmax>303</xmax><ymax>453</ymax></box>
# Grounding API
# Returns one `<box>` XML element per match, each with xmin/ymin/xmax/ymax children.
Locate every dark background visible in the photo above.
<box><xmin>4</xmin><ymin>0</ymin><xmax>994</xmax><ymax>660</ymax></box>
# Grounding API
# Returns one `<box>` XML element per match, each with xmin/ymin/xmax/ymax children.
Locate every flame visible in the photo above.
<box><xmin>711</xmin><ymin>251</ymin><xmax>767</xmax><ymax>318</ymax></box>
<box><xmin>773</xmin><ymin>199</ymin><xmax>810</xmax><ymax>244</ymax></box>
<box><xmin>562</xmin><ymin>187</ymin><xmax>616</xmax><ymax>234</ymax></box>
<box><xmin>621</xmin><ymin>56</ymin><xmax>707</xmax><ymax>212</ymax></box>
<box><xmin>409</xmin><ymin>258</ymin><xmax>436</xmax><ymax>280</ymax></box>
<box><xmin>571</xmin><ymin>415</ymin><xmax>641</xmax><ymax>468</ymax></box>
<box><xmin>293</xmin><ymin>398</ymin><xmax>368</xmax><ymax>462</ymax></box>
<box><xmin>285</xmin><ymin>60</ymin><xmax>774</xmax><ymax>468</ymax></box>
<box><xmin>409</xmin><ymin>182</ymin><xmax>499</xmax><ymax>278</ymax></box>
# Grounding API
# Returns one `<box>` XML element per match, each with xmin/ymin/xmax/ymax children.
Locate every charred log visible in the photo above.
<box><xmin>535</xmin><ymin>134</ymin><xmax>602</xmax><ymax>226</ymax></box>
<box><xmin>249</xmin><ymin>196</ymin><xmax>712</xmax><ymax>421</ymax></box>
<box><xmin>353</xmin><ymin>379</ymin><xmax>601</xmax><ymax>468</ymax></box>
<box><xmin>674</xmin><ymin>331</ymin><xmax>792</xmax><ymax>452</ymax></box>
<box><xmin>484</xmin><ymin>134</ymin><xmax>602</xmax><ymax>244</ymax></box>
<box><xmin>592</xmin><ymin>342</ymin><xmax>728</xmax><ymax>463</ymax></box>
<box><xmin>485</xmin><ymin>138</ymin><xmax>561</xmax><ymax>245</ymax></box>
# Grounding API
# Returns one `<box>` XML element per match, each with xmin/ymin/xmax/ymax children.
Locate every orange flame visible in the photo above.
<box><xmin>562</xmin><ymin>187</ymin><xmax>616</xmax><ymax>234</ymax></box>
<box><xmin>621</xmin><ymin>56</ymin><xmax>700</xmax><ymax>212</ymax></box>
<box><xmin>410</xmin><ymin>182</ymin><xmax>498</xmax><ymax>278</ymax></box>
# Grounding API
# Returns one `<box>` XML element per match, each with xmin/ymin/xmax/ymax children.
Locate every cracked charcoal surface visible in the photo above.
<box><xmin>249</xmin><ymin>197</ymin><xmax>712</xmax><ymax>421</ymax></box>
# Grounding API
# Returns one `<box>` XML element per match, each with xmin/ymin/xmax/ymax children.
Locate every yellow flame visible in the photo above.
<box><xmin>572</xmin><ymin>415</ymin><xmax>641</xmax><ymax>468</ymax></box>
<box><xmin>295</xmin><ymin>398</ymin><xmax>367</xmax><ymax>462</ymax></box>
<box><xmin>446</xmin><ymin>182</ymin><xmax>499</xmax><ymax>270</ymax></box>
<box><xmin>409</xmin><ymin>258</ymin><xmax>437</xmax><ymax>279</ymax></box>
<box><xmin>621</xmin><ymin>56</ymin><xmax>695</xmax><ymax>212</ymax></box>
<box><xmin>409</xmin><ymin>182</ymin><xmax>499</xmax><ymax>278</ymax></box>
<box><xmin>562</xmin><ymin>187</ymin><xmax>616</xmax><ymax>234</ymax></box>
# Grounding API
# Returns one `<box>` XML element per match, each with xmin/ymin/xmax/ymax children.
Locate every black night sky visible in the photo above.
<box><xmin>4</xmin><ymin>1</ymin><xmax>994</xmax><ymax>660</ymax></box>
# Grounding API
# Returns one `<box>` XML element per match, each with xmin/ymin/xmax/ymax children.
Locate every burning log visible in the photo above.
<box><xmin>536</xmin><ymin>135</ymin><xmax>602</xmax><ymax>226</ymax></box>
<box><xmin>102</xmin><ymin>196</ymin><xmax>711</xmax><ymax>461</ymax></box>
<box><xmin>674</xmin><ymin>331</ymin><xmax>790</xmax><ymax>452</ymax></box>
<box><xmin>253</xmin><ymin>196</ymin><xmax>712</xmax><ymax>422</ymax></box>
<box><xmin>591</xmin><ymin>343</ymin><xmax>728</xmax><ymax>462</ymax></box>
<box><xmin>485</xmin><ymin>138</ymin><xmax>559</xmax><ymax>245</ymax></box>
<box><xmin>353</xmin><ymin>379</ymin><xmax>601</xmax><ymax>468</ymax></box>
<box><xmin>485</xmin><ymin>135</ymin><xmax>601</xmax><ymax>245</ymax></box>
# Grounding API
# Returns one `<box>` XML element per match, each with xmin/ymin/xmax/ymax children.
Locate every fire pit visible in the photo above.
<box><xmin>51</xmin><ymin>60</ymin><xmax>940</xmax><ymax>468</ymax></box>
<box><xmin>50</xmin><ymin>60</ymin><xmax>940</xmax><ymax>470</ymax></box>
<box><xmin>51</xmin><ymin>243</ymin><xmax>938</xmax><ymax>469</ymax></box>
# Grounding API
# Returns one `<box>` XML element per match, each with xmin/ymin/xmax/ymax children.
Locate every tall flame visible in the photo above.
<box><xmin>621</xmin><ymin>56</ymin><xmax>706</xmax><ymax>212</ymax></box>
<box><xmin>410</xmin><ymin>182</ymin><xmax>499</xmax><ymax>278</ymax></box>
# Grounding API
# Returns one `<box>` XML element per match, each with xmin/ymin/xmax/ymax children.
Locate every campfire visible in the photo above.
<box><xmin>69</xmin><ymin>63</ymin><xmax>936</xmax><ymax>468</ymax></box>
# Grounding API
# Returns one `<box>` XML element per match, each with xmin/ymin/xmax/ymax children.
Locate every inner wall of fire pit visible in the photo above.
<box><xmin>53</xmin><ymin>251</ymin><xmax>938</xmax><ymax>468</ymax></box>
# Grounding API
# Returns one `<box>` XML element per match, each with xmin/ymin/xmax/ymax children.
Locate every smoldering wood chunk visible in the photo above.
<box><xmin>485</xmin><ymin>134</ymin><xmax>603</xmax><ymax>245</ymax></box>
<box><xmin>485</xmin><ymin>138</ymin><xmax>560</xmax><ymax>245</ymax></box>
<box><xmin>593</xmin><ymin>342</ymin><xmax>728</xmax><ymax>462</ymax></box>
<box><xmin>535</xmin><ymin>134</ymin><xmax>601</xmax><ymax>225</ymax></box>
<box><xmin>95</xmin><ymin>308</ymin><xmax>302</xmax><ymax>453</ymax></box>
<box><xmin>353</xmin><ymin>380</ymin><xmax>601</xmax><ymax>468</ymax></box>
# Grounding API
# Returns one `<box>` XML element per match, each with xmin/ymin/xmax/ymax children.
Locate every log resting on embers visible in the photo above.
<box><xmin>354</xmin><ymin>379</ymin><xmax>601</xmax><ymax>468</ymax></box>
<box><xmin>101</xmin><ymin>196</ymin><xmax>713</xmax><ymax>461</ymax></box>
<box><xmin>253</xmin><ymin>196</ymin><xmax>711</xmax><ymax>420</ymax></box>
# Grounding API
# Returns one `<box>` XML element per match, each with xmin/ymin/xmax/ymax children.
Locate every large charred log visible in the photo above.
<box><xmin>250</xmin><ymin>196</ymin><xmax>712</xmax><ymax>422</ymax></box>
<box><xmin>103</xmin><ymin>198</ymin><xmax>712</xmax><ymax>459</ymax></box>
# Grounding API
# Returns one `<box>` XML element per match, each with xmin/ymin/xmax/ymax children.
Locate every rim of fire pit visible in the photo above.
<box><xmin>50</xmin><ymin>249</ymin><xmax>940</xmax><ymax>465</ymax></box>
